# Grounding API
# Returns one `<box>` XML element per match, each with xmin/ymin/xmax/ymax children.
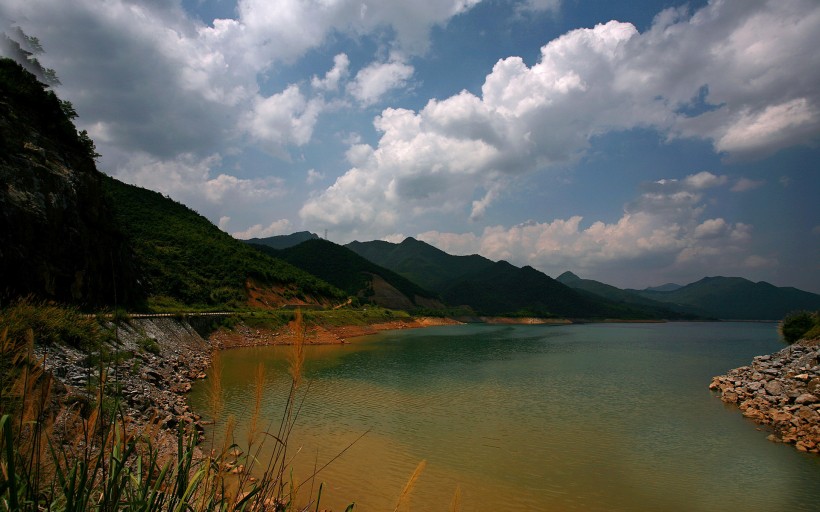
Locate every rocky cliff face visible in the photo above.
<box><xmin>0</xmin><ymin>58</ymin><xmax>141</xmax><ymax>307</ymax></box>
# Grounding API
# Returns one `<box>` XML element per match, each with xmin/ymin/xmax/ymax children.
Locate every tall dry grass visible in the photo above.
<box><xmin>394</xmin><ymin>459</ymin><xmax>426</xmax><ymax>512</ymax></box>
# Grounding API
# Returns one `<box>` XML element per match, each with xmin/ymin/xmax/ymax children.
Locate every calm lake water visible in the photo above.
<box><xmin>189</xmin><ymin>322</ymin><xmax>820</xmax><ymax>511</ymax></box>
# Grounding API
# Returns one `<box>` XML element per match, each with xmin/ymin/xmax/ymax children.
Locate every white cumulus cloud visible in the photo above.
<box><xmin>348</xmin><ymin>58</ymin><xmax>415</xmax><ymax>106</ymax></box>
<box><xmin>417</xmin><ymin>171</ymin><xmax>760</xmax><ymax>287</ymax></box>
<box><xmin>112</xmin><ymin>152</ymin><xmax>286</xmax><ymax>216</ymax></box>
<box><xmin>303</xmin><ymin>0</ymin><xmax>820</xmax><ymax>238</ymax></box>
<box><xmin>243</xmin><ymin>85</ymin><xmax>325</xmax><ymax>154</ymax></box>
<box><xmin>312</xmin><ymin>53</ymin><xmax>350</xmax><ymax>91</ymax></box>
<box><xmin>232</xmin><ymin>219</ymin><xmax>293</xmax><ymax>240</ymax></box>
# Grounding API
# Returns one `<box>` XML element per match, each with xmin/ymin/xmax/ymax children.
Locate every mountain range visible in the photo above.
<box><xmin>2</xmin><ymin>56</ymin><xmax>819</xmax><ymax>321</ymax></box>
<box><xmin>627</xmin><ymin>277</ymin><xmax>820</xmax><ymax>320</ymax></box>
<box><xmin>345</xmin><ymin>238</ymin><xmax>682</xmax><ymax>319</ymax></box>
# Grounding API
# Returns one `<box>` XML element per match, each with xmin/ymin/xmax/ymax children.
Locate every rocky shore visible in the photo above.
<box><xmin>709</xmin><ymin>339</ymin><xmax>820</xmax><ymax>453</ymax></box>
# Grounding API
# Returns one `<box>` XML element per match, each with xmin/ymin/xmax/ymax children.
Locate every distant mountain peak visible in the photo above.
<box><xmin>644</xmin><ymin>282</ymin><xmax>683</xmax><ymax>292</ymax></box>
<box><xmin>243</xmin><ymin>231</ymin><xmax>319</xmax><ymax>250</ymax></box>
<box><xmin>557</xmin><ymin>271</ymin><xmax>581</xmax><ymax>283</ymax></box>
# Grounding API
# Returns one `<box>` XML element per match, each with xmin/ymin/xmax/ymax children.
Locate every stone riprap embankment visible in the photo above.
<box><xmin>710</xmin><ymin>339</ymin><xmax>820</xmax><ymax>453</ymax></box>
<box><xmin>37</xmin><ymin>317</ymin><xmax>212</xmax><ymax>456</ymax></box>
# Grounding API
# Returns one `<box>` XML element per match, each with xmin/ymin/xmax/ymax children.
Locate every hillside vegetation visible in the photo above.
<box><xmin>347</xmin><ymin>237</ymin><xmax>495</xmax><ymax>292</ymax></box>
<box><xmin>557</xmin><ymin>272</ymin><xmax>699</xmax><ymax>319</ymax></box>
<box><xmin>245</xmin><ymin>231</ymin><xmax>319</xmax><ymax>249</ymax></box>
<box><xmin>348</xmin><ymin>238</ymin><xmax>674</xmax><ymax>319</ymax></box>
<box><xmin>780</xmin><ymin>310</ymin><xmax>820</xmax><ymax>343</ymax></box>
<box><xmin>104</xmin><ymin>177</ymin><xmax>346</xmax><ymax>310</ymax></box>
<box><xmin>631</xmin><ymin>276</ymin><xmax>820</xmax><ymax>320</ymax></box>
<box><xmin>251</xmin><ymin>238</ymin><xmax>443</xmax><ymax>310</ymax></box>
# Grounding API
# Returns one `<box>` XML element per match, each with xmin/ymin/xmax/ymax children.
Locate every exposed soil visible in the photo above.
<box><xmin>210</xmin><ymin>316</ymin><xmax>462</xmax><ymax>349</ymax></box>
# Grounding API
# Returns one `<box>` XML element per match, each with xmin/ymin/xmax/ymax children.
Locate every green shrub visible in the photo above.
<box><xmin>803</xmin><ymin>323</ymin><xmax>820</xmax><ymax>341</ymax></box>
<box><xmin>780</xmin><ymin>310</ymin><xmax>819</xmax><ymax>344</ymax></box>
<box><xmin>137</xmin><ymin>336</ymin><xmax>161</xmax><ymax>355</ymax></box>
<box><xmin>111</xmin><ymin>307</ymin><xmax>131</xmax><ymax>325</ymax></box>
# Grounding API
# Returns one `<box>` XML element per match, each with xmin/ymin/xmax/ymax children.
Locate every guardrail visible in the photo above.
<box><xmin>91</xmin><ymin>311</ymin><xmax>237</xmax><ymax>319</ymax></box>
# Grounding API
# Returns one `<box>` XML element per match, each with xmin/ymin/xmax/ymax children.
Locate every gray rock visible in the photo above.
<box><xmin>764</xmin><ymin>380</ymin><xmax>786</xmax><ymax>396</ymax></box>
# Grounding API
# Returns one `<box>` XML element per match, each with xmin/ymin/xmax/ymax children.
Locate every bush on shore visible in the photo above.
<box><xmin>780</xmin><ymin>310</ymin><xmax>820</xmax><ymax>344</ymax></box>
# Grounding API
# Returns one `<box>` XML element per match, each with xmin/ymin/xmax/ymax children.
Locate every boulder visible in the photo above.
<box><xmin>794</xmin><ymin>393</ymin><xmax>819</xmax><ymax>405</ymax></box>
<box><xmin>807</xmin><ymin>377</ymin><xmax>820</xmax><ymax>395</ymax></box>
<box><xmin>764</xmin><ymin>380</ymin><xmax>786</xmax><ymax>396</ymax></box>
<box><xmin>796</xmin><ymin>407</ymin><xmax>818</xmax><ymax>422</ymax></box>
<box><xmin>769</xmin><ymin>410</ymin><xmax>792</xmax><ymax>423</ymax></box>
<box><xmin>743</xmin><ymin>409</ymin><xmax>766</xmax><ymax>421</ymax></box>
<box><xmin>722</xmin><ymin>389</ymin><xmax>739</xmax><ymax>403</ymax></box>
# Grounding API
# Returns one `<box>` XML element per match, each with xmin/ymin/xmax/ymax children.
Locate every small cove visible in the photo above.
<box><xmin>189</xmin><ymin>322</ymin><xmax>820</xmax><ymax>511</ymax></box>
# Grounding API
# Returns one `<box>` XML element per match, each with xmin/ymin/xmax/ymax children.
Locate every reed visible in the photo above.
<box><xmin>449</xmin><ymin>485</ymin><xmax>462</xmax><ymax>512</ymax></box>
<box><xmin>394</xmin><ymin>459</ymin><xmax>427</xmax><ymax>512</ymax></box>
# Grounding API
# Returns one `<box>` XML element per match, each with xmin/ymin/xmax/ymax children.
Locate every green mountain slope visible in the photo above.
<box><xmin>348</xmin><ymin>238</ymin><xmax>671</xmax><ymax>318</ymax></box>
<box><xmin>347</xmin><ymin>237</ymin><xmax>495</xmax><ymax>291</ymax></box>
<box><xmin>104</xmin><ymin>177</ymin><xmax>345</xmax><ymax>310</ymax></box>
<box><xmin>0</xmin><ymin>58</ymin><xmax>140</xmax><ymax>307</ymax></box>
<box><xmin>245</xmin><ymin>231</ymin><xmax>319</xmax><ymax>250</ymax></box>
<box><xmin>644</xmin><ymin>283</ymin><xmax>683</xmax><ymax>292</ymax></box>
<box><xmin>630</xmin><ymin>276</ymin><xmax>820</xmax><ymax>320</ymax></box>
<box><xmin>440</xmin><ymin>262</ymin><xmax>605</xmax><ymax>317</ymax></box>
<box><xmin>250</xmin><ymin>239</ymin><xmax>443</xmax><ymax>310</ymax></box>
<box><xmin>557</xmin><ymin>272</ymin><xmax>698</xmax><ymax>319</ymax></box>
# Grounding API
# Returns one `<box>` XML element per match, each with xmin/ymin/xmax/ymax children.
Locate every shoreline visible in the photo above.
<box><xmin>710</xmin><ymin>338</ymin><xmax>820</xmax><ymax>453</ymax></box>
<box><xmin>209</xmin><ymin>315</ymin><xmax>463</xmax><ymax>349</ymax></box>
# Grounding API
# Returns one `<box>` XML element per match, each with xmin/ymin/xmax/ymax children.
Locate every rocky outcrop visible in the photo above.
<box><xmin>710</xmin><ymin>340</ymin><xmax>820</xmax><ymax>453</ymax></box>
<box><xmin>0</xmin><ymin>58</ymin><xmax>142</xmax><ymax>307</ymax></box>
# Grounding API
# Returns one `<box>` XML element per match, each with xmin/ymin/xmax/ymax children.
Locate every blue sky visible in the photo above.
<box><xmin>2</xmin><ymin>0</ymin><xmax>818</xmax><ymax>292</ymax></box>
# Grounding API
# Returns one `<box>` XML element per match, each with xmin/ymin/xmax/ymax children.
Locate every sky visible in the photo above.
<box><xmin>1</xmin><ymin>0</ymin><xmax>819</xmax><ymax>293</ymax></box>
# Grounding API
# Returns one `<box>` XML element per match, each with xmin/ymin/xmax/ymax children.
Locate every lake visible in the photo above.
<box><xmin>189</xmin><ymin>322</ymin><xmax>820</xmax><ymax>511</ymax></box>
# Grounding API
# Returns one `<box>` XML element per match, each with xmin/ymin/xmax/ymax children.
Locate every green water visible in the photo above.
<box><xmin>189</xmin><ymin>322</ymin><xmax>820</xmax><ymax>511</ymax></box>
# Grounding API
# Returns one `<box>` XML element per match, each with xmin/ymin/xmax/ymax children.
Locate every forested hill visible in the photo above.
<box><xmin>557</xmin><ymin>272</ymin><xmax>700</xmax><ymax>319</ymax></box>
<box><xmin>250</xmin><ymin>238</ymin><xmax>444</xmax><ymax>311</ymax></box>
<box><xmin>347</xmin><ymin>238</ymin><xmax>676</xmax><ymax>319</ymax></box>
<box><xmin>629</xmin><ymin>276</ymin><xmax>820</xmax><ymax>320</ymax></box>
<box><xmin>246</xmin><ymin>231</ymin><xmax>319</xmax><ymax>250</ymax></box>
<box><xmin>346</xmin><ymin>237</ymin><xmax>496</xmax><ymax>292</ymax></box>
<box><xmin>0</xmin><ymin>56</ymin><xmax>345</xmax><ymax>311</ymax></box>
<box><xmin>103</xmin><ymin>177</ymin><xmax>346</xmax><ymax>311</ymax></box>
